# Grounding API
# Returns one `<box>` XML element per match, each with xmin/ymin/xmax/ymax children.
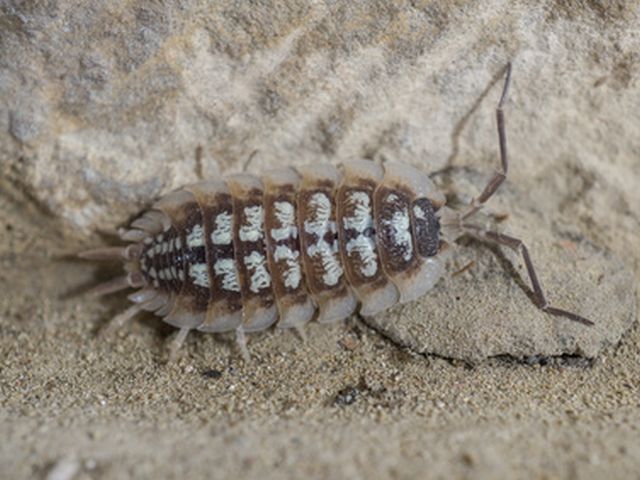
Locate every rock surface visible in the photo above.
<box><xmin>1</xmin><ymin>1</ymin><xmax>640</xmax><ymax>478</ymax></box>
<box><xmin>2</xmin><ymin>0</ymin><xmax>638</xmax><ymax>361</ymax></box>
<box><xmin>1</xmin><ymin>1</ymin><xmax>639</xmax><ymax>235</ymax></box>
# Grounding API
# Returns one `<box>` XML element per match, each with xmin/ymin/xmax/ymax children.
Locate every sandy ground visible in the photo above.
<box><xmin>1</xmin><ymin>167</ymin><xmax>639</xmax><ymax>480</ymax></box>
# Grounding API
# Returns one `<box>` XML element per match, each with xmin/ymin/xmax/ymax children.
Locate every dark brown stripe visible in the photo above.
<box><xmin>178</xmin><ymin>201</ymin><xmax>210</xmax><ymax>312</ymax></box>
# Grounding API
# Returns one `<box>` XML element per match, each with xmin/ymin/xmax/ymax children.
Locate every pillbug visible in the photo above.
<box><xmin>80</xmin><ymin>64</ymin><xmax>593</xmax><ymax>359</ymax></box>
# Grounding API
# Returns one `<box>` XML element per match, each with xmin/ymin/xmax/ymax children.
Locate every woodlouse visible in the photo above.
<box><xmin>80</xmin><ymin>64</ymin><xmax>593</xmax><ymax>359</ymax></box>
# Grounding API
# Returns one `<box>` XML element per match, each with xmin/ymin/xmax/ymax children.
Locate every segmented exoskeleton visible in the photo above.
<box><xmin>80</xmin><ymin>64</ymin><xmax>593</xmax><ymax>358</ymax></box>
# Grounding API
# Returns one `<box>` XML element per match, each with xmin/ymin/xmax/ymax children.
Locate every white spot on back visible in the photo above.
<box><xmin>211</xmin><ymin>212</ymin><xmax>233</xmax><ymax>245</ymax></box>
<box><xmin>214</xmin><ymin>259</ymin><xmax>241</xmax><ymax>292</ymax></box>
<box><xmin>304</xmin><ymin>192</ymin><xmax>343</xmax><ymax>286</ymax></box>
<box><xmin>343</xmin><ymin>191</ymin><xmax>378</xmax><ymax>277</ymax></box>
<box><xmin>239</xmin><ymin>205</ymin><xmax>264</xmax><ymax>242</ymax></box>
<box><xmin>273</xmin><ymin>245</ymin><xmax>301</xmax><ymax>289</ymax></box>
<box><xmin>307</xmin><ymin>242</ymin><xmax>343</xmax><ymax>286</ymax></box>
<box><xmin>304</xmin><ymin>193</ymin><xmax>331</xmax><ymax>236</ymax></box>
<box><xmin>383</xmin><ymin>198</ymin><xmax>413</xmax><ymax>262</ymax></box>
<box><xmin>343</xmin><ymin>191</ymin><xmax>372</xmax><ymax>231</ymax></box>
<box><xmin>413</xmin><ymin>204</ymin><xmax>426</xmax><ymax>220</ymax></box>
<box><xmin>244</xmin><ymin>251</ymin><xmax>271</xmax><ymax>293</ymax></box>
<box><xmin>346</xmin><ymin>236</ymin><xmax>378</xmax><ymax>277</ymax></box>
<box><xmin>187</xmin><ymin>224</ymin><xmax>205</xmax><ymax>248</ymax></box>
<box><xmin>270</xmin><ymin>201</ymin><xmax>298</xmax><ymax>241</ymax></box>
<box><xmin>189</xmin><ymin>263</ymin><xmax>210</xmax><ymax>288</ymax></box>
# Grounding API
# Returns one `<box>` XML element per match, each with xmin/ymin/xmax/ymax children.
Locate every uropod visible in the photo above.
<box><xmin>80</xmin><ymin>64</ymin><xmax>593</xmax><ymax>359</ymax></box>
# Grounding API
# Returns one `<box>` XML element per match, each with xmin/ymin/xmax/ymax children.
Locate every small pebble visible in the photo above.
<box><xmin>202</xmin><ymin>369</ymin><xmax>222</xmax><ymax>379</ymax></box>
<box><xmin>334</xmin><ymin>386</ymin><xmax>359</xmax><ymax>406</ymax></box>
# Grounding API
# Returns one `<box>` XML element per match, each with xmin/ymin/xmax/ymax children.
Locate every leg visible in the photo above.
<box><xmin>100</xmin><ymin>293</ymin><xmax>163</xmax><ymax>336</ymax></box>
<box><xmin>87</xmin><ymin>271</ymin><xmax>145</xmax><ymax>297</ymax></box>
<box><xmin>235</xmin><ymin>326</ymin><xmax>251</xmax><ymax>362</ymax></box>
<box><xmin>168</xmin><ymin>327</ymin><xmax>190</xmax><ymax>361</ymax></box>
<box><xmin>293</xmin><ymin>325</ymin><xmax>308</xmax><ymax>343</ymax></box>
<box><xmin>466</xmin><ymin>225</ymin><xmax>593</xmax><ymax>326</ymax></box>
<box><xmin>101</xmin><ymin>303</ymin><xmax>144</xmax><ymax>336</ymax></box>
<box><xmin>463</xmin><ymin>63</ymin><xmax>512</xmax><ymax>220</ymax></box>
<box><xmin>87</xmin><ymin>275</ymin><xmax>131</xmax><ymax>296</ymax></box>
<box><xmin>242</xmin><ymin>149</ymin><xmax>259</xmax><ymax>173</ymax></box>
<box><xmin>78</xmin><ymin>246</ymin><xmax>127</xmax><ymax>261</ymax></box>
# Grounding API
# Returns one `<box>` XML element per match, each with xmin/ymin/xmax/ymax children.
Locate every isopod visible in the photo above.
<box><xmin>80</xmin><ymin>64</ymin><xmax>593</xmax><ymax>359</ymax></box>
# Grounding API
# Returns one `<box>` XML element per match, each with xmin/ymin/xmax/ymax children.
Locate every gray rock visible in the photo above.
<box><xmin>1</xmin><ymin>2</ymin><xmax>639</xmax><ymax>234</ymax></box>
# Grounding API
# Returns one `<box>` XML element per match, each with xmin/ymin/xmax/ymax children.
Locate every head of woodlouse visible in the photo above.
<box><xmin>410</xmin><ymin>197</ymin><xmax>441</xmax><ymax>257</ymax></box>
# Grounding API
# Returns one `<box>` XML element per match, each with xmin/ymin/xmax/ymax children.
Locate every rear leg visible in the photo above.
<box><xmin>99</xmin><ymin>290</ymin><xmax>164</xmax><ymax>336</ymax></box>
<box><xmin>86</xmin><ymin>275</ymin><xmax>132</xmax><ymax>297</ymax></box>
<box><xmin>100</xmin><ymin>303</ymin><xmax>145</xmax><ymax>337</ymax></box>
<box><xmin>78</xmin><ymin>246</ymin><xmax>127</xmax><ymax>261</ymax></box>
<box><xmin>79</xmin><ymin>244</ymin><xmax>145</xmax><ymax>296</ymax></box>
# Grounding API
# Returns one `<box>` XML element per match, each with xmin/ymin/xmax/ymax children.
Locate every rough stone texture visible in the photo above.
<box><xmin>1</xmin><ymin>1</ymin><xmax>640</xmax><ymax>479</ymax></box>
<box><xmin>2</xmin><ymin>1</ymin><xmax>639</xmax><ymax>235</ymax></box>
